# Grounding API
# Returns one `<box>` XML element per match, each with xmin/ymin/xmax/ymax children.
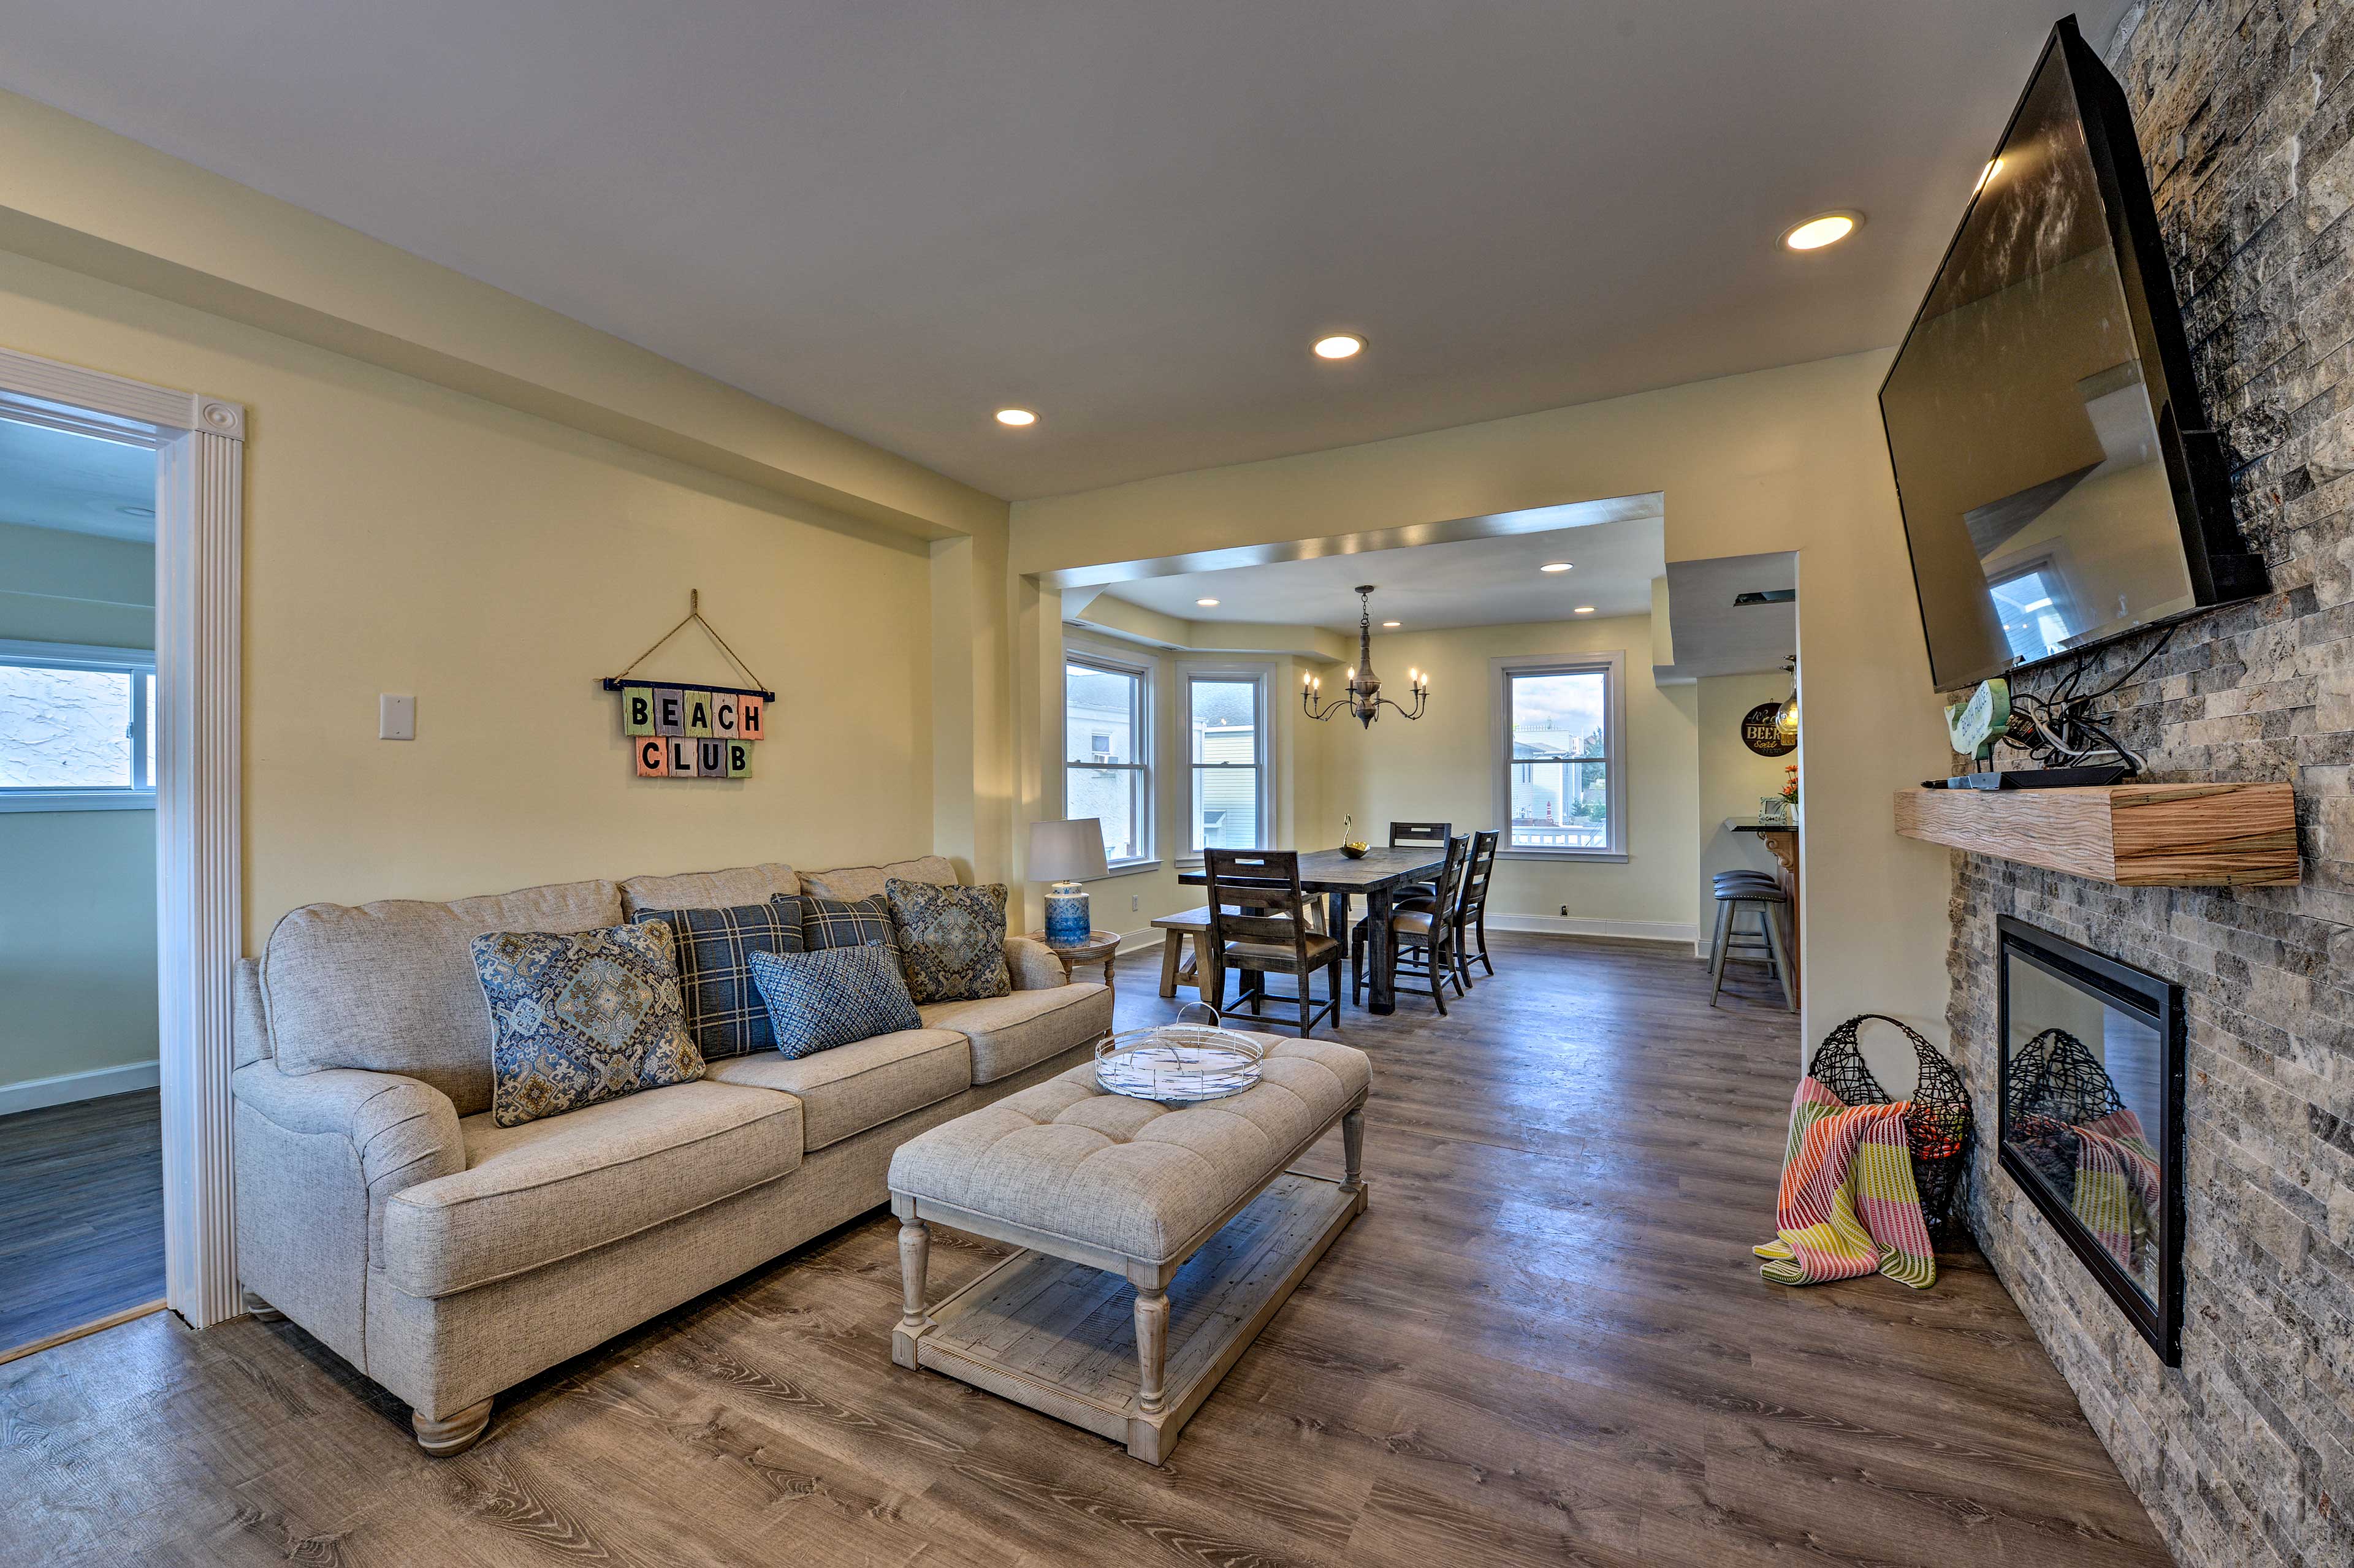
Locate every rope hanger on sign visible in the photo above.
<box><xmin>601</xmin><ymin>589</ymin><xmax>776</xmax><ymax>701</ymax></box>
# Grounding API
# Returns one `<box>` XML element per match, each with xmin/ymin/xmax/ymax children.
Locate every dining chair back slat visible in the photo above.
<box><xmin>1388</xmin><ymin>821</ymin><xmax>1453</xmax><ymax>849</ymax></box>
<box><xmin>1202</xmin><ymin>849</ymin><xmax>1343</xmax><ymax>1037</ymax></box>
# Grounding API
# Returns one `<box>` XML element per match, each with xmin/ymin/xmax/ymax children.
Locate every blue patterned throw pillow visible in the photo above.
<box><xmin>631</xmin><ymin>897</ymin><xmax>804</xmax><ymax>1060</ymax></box>
<box><xmin>885</xmin><ymin>878</ymin><xmax>1011</xmax><ymax>1004</ymax></box>
<box><xmin>747</xmin><ymin>944</ymin><xmax>921</xmax><ymax>1059</ymax></box>
<box><xmin>471</xmin><ymin>922</ymin><xmax>704</xmax><ymax>1128</ymax></box>
<box><xmin>794</xmin><ymin>893</ymin><xmax>901</xmax><ymax>961</ymax></box>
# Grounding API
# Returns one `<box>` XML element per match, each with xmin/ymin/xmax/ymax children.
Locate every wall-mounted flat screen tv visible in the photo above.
<box><xmin>1880</xmin><ymin>17</ymin><xmax>2267</xmax><ymax>693</ymax></box>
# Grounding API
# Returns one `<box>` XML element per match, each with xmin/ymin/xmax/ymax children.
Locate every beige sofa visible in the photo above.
<box><xmin>230</xmin><ymin>854</ymin><xmax>1111</xmax><ymax>1455</ymax></box>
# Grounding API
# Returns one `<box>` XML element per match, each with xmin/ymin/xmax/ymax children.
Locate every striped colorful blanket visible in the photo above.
<box><xmin>1753</xmin><ymin>1075</ymin><xmax>1937</xmax><ymax>1289</ymax></box>
<box><xmin>2030</xmin><ymin>1106</ymin><xmax>2160</xmax><ymax>1269</ymax></box>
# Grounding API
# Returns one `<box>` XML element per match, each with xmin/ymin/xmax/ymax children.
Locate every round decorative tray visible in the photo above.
<box><xmin>1094</xmin><ymin>1021</ymin><xmax>1268</xmax><ymax>1103</ymax></box>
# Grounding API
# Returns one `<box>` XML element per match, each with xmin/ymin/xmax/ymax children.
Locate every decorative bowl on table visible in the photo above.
<box><xmin>1339</xmin><ymin>842</ymin><xmax>1369</xmax><ymax>859</ymax></box>
<box><xmin>1095</xmin><ymin>1010</ymin><xmax>1268</xmax><ymax>1103</ymax></box>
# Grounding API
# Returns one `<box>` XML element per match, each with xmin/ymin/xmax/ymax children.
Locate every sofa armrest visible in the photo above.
<box><xmin>234</xmin><ymin>1060</ymin><xmax>465</xmax><ymax>1242</ymax></box>
<box><xmin>1004</xmin><ymin>935</ymin><xmax>1070</xmax><ymax>991</ymax></box>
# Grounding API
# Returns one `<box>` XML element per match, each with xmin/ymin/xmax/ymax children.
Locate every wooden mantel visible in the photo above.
<box><xmin>1894</xmin><ymin>782</ymin><xmax>2299</xmax><ymax>886</ymax></box>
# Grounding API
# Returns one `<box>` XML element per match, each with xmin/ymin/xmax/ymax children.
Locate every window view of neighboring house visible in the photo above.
<box><xmin>1503</xmin><ymin>664</ymin><xmax>1613</xmax><ymax>851</ymax></box>
<box><xmin>1064</xmin><ymin>656</ymin><xmax>1149</xmax><ymax>863</ymax></box>
<box><xmin>1187</xmin><ymin>675</ymin><xmax>1263</xmax><ymax>851</ymax></box>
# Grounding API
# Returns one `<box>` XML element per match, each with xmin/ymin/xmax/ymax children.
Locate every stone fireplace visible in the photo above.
<box><xmin>1934</xmin><ymin>10</ymin><xmax>2354</xmax><ymax>1566</ymax></box>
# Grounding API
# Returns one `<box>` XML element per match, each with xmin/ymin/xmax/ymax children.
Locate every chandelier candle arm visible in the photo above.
<box><xmin>1304</xmin><ymin>586</ymin><xmax>1428</xmax><ymax>727</ymax></box>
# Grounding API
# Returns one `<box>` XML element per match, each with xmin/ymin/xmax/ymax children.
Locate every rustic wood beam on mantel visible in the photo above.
<box><xmin>1893</xmin><ymin>782</ymin><xmax>2300</xmax><ymax>887</ymax></box>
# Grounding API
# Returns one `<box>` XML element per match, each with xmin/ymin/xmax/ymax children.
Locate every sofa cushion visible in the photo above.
<box><xmin>798</xmin><ymin>856</ymin><xmax>958</xmax><ymax>902</ymax></box>
<box><xmin>631</xmin><ymin>899</ymin><xmax>804</xmax><ymax>1060</ymax></box>
<box><xmin>704</xmin><ymin>1029</ymin><xmax>970</xmax><ymax>1151</ymax></box>
<box><xmin>886</xmin><ymin>878</ymin><xmax>1012</xmax><ymax>1004</ymax></box>
<box><xmin>748</xmin><ymin>945</ymin><xmax>923</xmax><ymax>1059</ymax></box>
<box><xmin>885</xmin><ymin>1038</ymin><xmax>1369</xmax><ymax>1262</ymax></box>
<box><xmin>919</xmin><ymin>983</ymin><xmax>1113</xmax><ymax>1084</ymax></box>
<box><xmin>619</xmin><ymin>862</ymin><xmax>799</xmax><ymax>917</ymax></box>
<box><xmin>473</xmin><ymin>923</ymin><xmax>705</xmax><ymax>1128</ymax></box>
<box><xmin>264</xmin><ymin>878</ymin><xmax>623</xmax><ymax>1116</ymax></box>
<box><xmin>381</xmin><ymin>1079</ymin><xmax>802</xmax><ymax>1299</ymax></box>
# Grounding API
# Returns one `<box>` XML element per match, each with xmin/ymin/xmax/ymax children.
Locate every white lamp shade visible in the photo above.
<box><xmin>1027</xmin><ymin>818</ymin><xmax>1110</xmax><ymax>883</ymax></box>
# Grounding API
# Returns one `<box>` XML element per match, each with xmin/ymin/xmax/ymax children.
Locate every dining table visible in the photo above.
<box><xmin>1178</xmin><ymin>845</ymin><xmax>1447</xmax><ymax>1016</ymax></box>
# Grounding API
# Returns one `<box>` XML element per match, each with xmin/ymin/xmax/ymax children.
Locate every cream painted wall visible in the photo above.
<box><xmin>1007</xmin><ymin>351</ymin><xmax>1956</xmax><ymax>1060</ymax></box>
<box><xmin>0</xmin><ymin>521</ymin><xmax>159</xmax><ymax>1094</ymax></box>
<box><xmin>1696</xmin><ymin>672</ymin><xmax>1797</xmax><ymax>961</ymax></box>
<box><xmin>1316</xmin><ymin>615</ymin><xmax>1701</xmax><ymax>942</ymax></box>
<box><xmin>0</xmin><ymin>247</ymin><xmax>943</xmax><ymax>954</ymax></box>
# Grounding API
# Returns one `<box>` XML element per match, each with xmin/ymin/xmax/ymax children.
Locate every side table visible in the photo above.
<box><xmin>1027</xmin><ymin>929</ymin><xmax>1121</xmax><ymax>995</ymax></box>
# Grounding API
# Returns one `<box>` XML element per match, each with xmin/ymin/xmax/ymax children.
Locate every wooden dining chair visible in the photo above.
<box><xmin>1388</xmin><ymin>820</ymin><xmax>1453</xmax><ymax>904</ymax></box>
<box><xmin>1202</xmin><ymin>848</ymin><xmax>1343</xmax><ymax>1038</ymax></box>
<box><xmin>1352</xmin><ymin>834</ymin><xmax>1469</xmax><ymax>1016</ymax></box>
<box><xmin>1448</xmin><ymin>829</ymin><xmax>1500</xmax><ymax>987</ymax></box>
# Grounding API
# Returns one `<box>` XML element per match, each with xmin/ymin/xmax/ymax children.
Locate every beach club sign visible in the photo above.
<box><xmin>617</xmin><ymin>684</ymin><xmax>765</xmax><ymax>778</ymax></box>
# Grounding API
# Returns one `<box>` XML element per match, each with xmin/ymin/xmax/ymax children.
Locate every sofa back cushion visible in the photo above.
<box><xmin>263</xmin><ymin>878</ymin><xmax>623</xmax><ymax>1114</ymax></box>
<box><xmin>619</xmin><ymin>862</ymin><xmax>799</xmax><ymax>917</ymax></box>
<box><xmin>798</xmin><ymin>855</ymin><xmax>958</xmax><ymax>902</ymax></box>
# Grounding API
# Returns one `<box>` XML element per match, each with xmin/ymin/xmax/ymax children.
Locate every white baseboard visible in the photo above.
<box><xmin>1485</xmin><ymin>914</ymin><xmax>1699</xmax><ymax>953</ymax></box>
<box><xmin>0</xmin><ymin>1059</ymin><xmax>161</xmax><ymax>1117</ymax></box>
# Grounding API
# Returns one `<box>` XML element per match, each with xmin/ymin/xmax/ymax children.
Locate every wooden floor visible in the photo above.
<box><xmin>0</xmin><ymin>937</ymin><xmax>2169</xmax><ymax>1567</ymax></box>
<box><xmin>0</xmin><ymin>1090</ymin><xmax>164</xmax><ymax>1357</ymax></box>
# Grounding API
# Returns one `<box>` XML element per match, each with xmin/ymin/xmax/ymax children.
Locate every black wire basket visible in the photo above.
<box><xmin>1808</xmin><ymin>1014</ymin><xmax>1975</xmax><ymax>1241</ymax></box>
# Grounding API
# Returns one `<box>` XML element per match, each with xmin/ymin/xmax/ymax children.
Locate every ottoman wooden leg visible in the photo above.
<box><xmin>1342</xmin><ymin>1105</ymin><xmax>1365</xmax><ymax>1193</ymax></box>
<box><xmin>1133</xmin><ymin>1287</ymin><xmax>1170</xmax><ymax>1417</ymax></box>
<box><xmin>893</xmin><ymin>1212</ymin><xmax>931</xmax><ymax>1369</ymax></box>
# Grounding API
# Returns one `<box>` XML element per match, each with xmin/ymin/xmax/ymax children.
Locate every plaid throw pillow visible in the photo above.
<box><xmin>631</xmin><ymin>897</ymin><xmax>804</xmax><ymax>1060</ymax></box>
<box><xmin>471</xmin><ymin>922</ymin><xmax>703</xmax><ymax>1128</ymax></box>
<box><xmin>885</xmin><ymin>878</ymin><xmax>1011</xmax><ymax>1004</ymax></box>
<box><xmin>794</xmin><ymin>892</ymin><xmax>900</xmax><ymax>961</ymax></box>
<box><xmin>747</xmin><ymin>945</ymin><xmax>921</xmax><ymax>1059</ymax></box>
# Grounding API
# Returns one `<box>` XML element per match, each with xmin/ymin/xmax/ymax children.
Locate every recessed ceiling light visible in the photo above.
<box><xmin>1382</xmin><ymin>620</ymin><xmax>1401</xmax><ymax>628</ymax></box>
<box><xmin>1975</xmin><ymin>158</ymin><xmax>2005</xmax><ymax>193</ymax></box>
<box><xmin>1196</xmin><ymin>598</ymin><xmax>1220</xmax><ymax>607</ymax></box>
<box><xmin>1573</xmin><ymin>606</ymin><xmax>1596</xmax><ymax>614</ymax></box>
<box><xmin>1539</xmin><ymin>562</ymin><xmax>1572</xmax><ymax>573</ymax></box>
<box><xmin>1781</xmin><ymin>211</ymin><xmax>1861</xmax><ymax>251</ymax></box>
<box><xmin>994</xmin><ymin>408</ymin><xmax>1037</xmax><ymax>427</ymax></box>
<box><xmin>1312</xmin><ymin>333</ymin><xmax>1365</xmax><ymax>360</ymax></box>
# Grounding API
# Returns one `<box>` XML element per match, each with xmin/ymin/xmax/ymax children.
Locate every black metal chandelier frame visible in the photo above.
<box><xmin>1303</xmin><ymin>585</ymin><xmax>1428</xmax><ymax>728</ymax></box>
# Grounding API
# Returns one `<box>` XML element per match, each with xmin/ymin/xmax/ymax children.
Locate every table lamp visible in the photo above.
<box><xmin>1028</xmin><ymin>818</ymin><xmax>1110</xmax><ymax>946</ymax></box>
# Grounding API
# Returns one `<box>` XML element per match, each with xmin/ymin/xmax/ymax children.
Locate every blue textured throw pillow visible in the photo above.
<box><xmin>747</xmin><ymin>943</ymin><xmax>921</xmax><ymax>1059</ymax></box>
<box><xmin>472</xmin><ymin>922</ymin><xmax>704</xmax><ymax>1128</ymax></box>
<box><xmin>631</xmin><ymin>897</ymin><xmax>804</xmax><ymax>1060</ymax></box>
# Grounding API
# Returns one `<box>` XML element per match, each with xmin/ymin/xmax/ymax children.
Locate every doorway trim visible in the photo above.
<box><xmin>0</xmin><ymin>343</ymin><xmax>246</xmax><ymax>1330</ymax></box>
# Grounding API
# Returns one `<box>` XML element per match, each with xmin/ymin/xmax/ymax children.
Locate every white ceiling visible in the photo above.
<box><xmin>0</xmin><ymin>417</ymin><xmax>157</xmax><ymax>541</ymax></box>
<box><xmin>0</xmin><ymin>3</ymin><xmax>2133</xmax><ymax>500</ymax></box>
<box><xmin>1094</xmin><ymin>512</ymin><xmax>1664</xmax><ymax>633</ymax></box>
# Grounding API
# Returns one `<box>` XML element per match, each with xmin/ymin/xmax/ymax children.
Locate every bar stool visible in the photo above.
<box><xmin>1710</xmin><ymin>873</ymin><xmax>1795</xmax><ymax>1011</ymax></box>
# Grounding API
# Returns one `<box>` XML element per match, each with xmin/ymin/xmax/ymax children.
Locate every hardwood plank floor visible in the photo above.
<box><xmin>0</xmin><ymin>936</ymin><xmax>2169</xmax><ymax>1566</ymax></box>
<box><xmin>0</xmin><ymin>1090</ymin><xmax>164</xmax><ymax>1357</ymax></box>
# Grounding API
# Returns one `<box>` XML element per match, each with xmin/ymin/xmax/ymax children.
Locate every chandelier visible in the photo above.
<box><xmin>1302</xmin><ymin>585</ymin><xmax>1428</xmax><ymax>728</ymax></box>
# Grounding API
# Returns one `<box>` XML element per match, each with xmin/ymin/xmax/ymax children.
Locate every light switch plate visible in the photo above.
<box><xmin>379</xmin><ymin>694</ymin><xmax>416</xmax><ymax>740</ymax></box>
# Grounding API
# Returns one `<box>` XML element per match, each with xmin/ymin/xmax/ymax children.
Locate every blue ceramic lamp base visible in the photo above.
<box><xmin>1043</xmin><ymin>882</ymin><xmax>1092</xmax><ymax>946</ymax></box>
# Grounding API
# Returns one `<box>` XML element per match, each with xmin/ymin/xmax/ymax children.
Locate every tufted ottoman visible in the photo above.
<box><xmin>886</xmin><ymin>1035</ymin><xmax>1370</xmax><ymax>1463</ymax></box>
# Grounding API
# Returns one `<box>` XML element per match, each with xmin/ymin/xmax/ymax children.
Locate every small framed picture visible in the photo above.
<box><xmin>1758</xmin><ymin>797</ymin><xmax>1791</xmax><ymax>825</ymax></box>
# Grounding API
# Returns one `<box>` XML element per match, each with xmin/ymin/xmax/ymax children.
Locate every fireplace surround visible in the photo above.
<box><xmin>1995</xmin><ymin>915</ymin><xmax>2185</xmax><ymax>1366</ymax></box>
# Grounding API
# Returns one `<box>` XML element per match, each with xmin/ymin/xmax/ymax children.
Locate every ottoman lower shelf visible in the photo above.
<box><xmin>895</xmin><ymin>1170</ymin><xmax>1365</xmax><ymax>1464</ymax></box>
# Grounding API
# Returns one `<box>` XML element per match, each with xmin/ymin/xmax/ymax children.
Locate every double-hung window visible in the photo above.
<box><xmin>0</xmin><ymin>639</ymin><xmax>158</xmax><ymax>812</ymax></box>
<box><xmin>1493</xmin><ymin>652</ymin><xmax>1625</xmax><ymax>859</ymax></box>
<box><xmin>1185</xmin><ymin>669</ymin><xmax>1268</xmax><ymax>853</ymax></box>
<box><xmin>1064</xmin><ymin>652</ymin><xmax>1151</xmax><ymax>866</ymax></box>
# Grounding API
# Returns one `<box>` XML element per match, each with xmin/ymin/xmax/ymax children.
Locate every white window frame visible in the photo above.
<box><xmin>0</xmin><ymin>637</ymin><xmax>160</xmax><ymax>812</ymax></box>
<box><xmin>1491</xmin><ymin>651</ymin><xmax>1629</xmax><ymax>862</ymax></box>
<box><xmin>1179</xmin><ymin>660</ymin><xmax>1274</xmax><ymax>862</ymax></box>
<box><xmin>1062</xmin><ymin>644</ymin><xmax>1156</xmax><ymax>872</ymax></box>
